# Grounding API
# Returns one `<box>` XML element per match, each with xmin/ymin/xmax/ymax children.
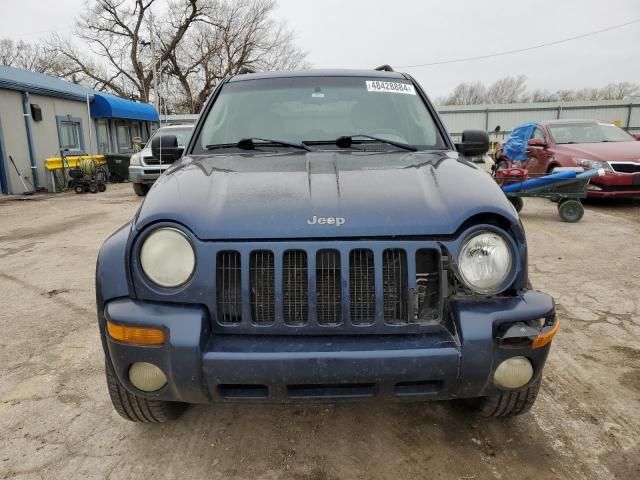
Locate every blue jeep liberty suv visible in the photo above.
<box><xmin>96</xmin><ymin>67</ymin><xmax>558</xmax><ymax>422</ymax></box>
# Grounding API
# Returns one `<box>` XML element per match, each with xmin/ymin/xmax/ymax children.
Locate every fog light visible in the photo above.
<box><xmin>129</xmin><ymin>362</ymin><xmax>167</xmax><ymax>392</ymax></box>
<box><xmin>493</xmin><ymin>356</ymin><xmax>533</xmax><ymax>389</ymax></box>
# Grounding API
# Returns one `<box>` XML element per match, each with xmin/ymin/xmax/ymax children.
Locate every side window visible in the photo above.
<box><xmin>56</xmin><ymin>116</ymin><xmax>85</xmax><ymax>154</ymax></box>
<box><xmin>531</xmin><ymin>127</ymin><xmax>546</xmax><ymax>142</ymax></box>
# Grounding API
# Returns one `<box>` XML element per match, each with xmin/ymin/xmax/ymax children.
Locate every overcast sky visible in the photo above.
<box><xmin>1</xmin><ymin>0</ymin><xmax>639</xmax><ymax>98</ymax></box>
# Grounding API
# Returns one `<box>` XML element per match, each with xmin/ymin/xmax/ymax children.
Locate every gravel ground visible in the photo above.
<box><xmin>0</xmin><ymin>184</ymin><xmax>638</xmax><ymax>480</ymax></box>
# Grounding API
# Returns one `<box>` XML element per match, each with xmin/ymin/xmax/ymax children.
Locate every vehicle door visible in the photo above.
<box><xmin>525</xmin><ymin>126</ymin><xmax>552</xmax><ymax>174</ymax></box>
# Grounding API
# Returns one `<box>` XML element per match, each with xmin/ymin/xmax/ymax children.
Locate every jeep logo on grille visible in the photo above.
<box><xmin>307</xmin><ymin>215</ymin><xmax>345</xmax><ymax>226</ymax></box>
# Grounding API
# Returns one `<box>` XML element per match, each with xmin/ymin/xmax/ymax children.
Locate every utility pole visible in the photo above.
<box><xmin>149</xmin><ymin>11</ymin><xmax>159</xmax><ymax>111</ymax></box>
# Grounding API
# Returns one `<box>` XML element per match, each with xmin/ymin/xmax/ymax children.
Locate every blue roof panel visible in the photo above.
<box><xmin>0</xmin><ymin>65</ymin><xmax>94</xmax><ymax>101</ymax></box>
<box><xmin>0</xmin><ymin>65</ymin><xmax>158</xmax><ymax>121</ymax></box>
<box><xmin>91</xmin><ymin>93</ymin><xmax>159</xmax><ymax>121</ymax></box>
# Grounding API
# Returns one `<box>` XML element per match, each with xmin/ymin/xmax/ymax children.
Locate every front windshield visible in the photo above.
<box><xmin>548</xmin><ymin>122</ymin><xmax>634</xmax><ymax>144</ymax></box>
<box><xmin>194</xmin><ymin>76</ymin><xmax>445</xmax><ymax>152</ymax></box>
<box><xmin>150</xmin><ymin>127</ymin><xmax>193</xmax><ymax>147</ymax></box>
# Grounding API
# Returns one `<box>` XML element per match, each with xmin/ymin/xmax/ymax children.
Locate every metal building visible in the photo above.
<box><xmin>162</xmin><ymin>100</ymin><xmax>640</xmax><ymax>145</ymax></box>
<box><xmin>0</xmin><ymin>66</ymin><xmax>159</xmax><ymax>195</ymax></box>
<box><xmin>438</xmin><ymin>100</ymin><xmax>640</xmax><ymax>142</ymax></box>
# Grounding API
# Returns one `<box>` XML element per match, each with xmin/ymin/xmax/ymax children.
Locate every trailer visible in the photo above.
<box><xmin>494</xmin><ymin>167</ymin><xmax>604</xmax><ymax>222</ymax></box>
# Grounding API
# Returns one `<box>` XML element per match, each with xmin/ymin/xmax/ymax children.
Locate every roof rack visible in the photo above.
<box><xmin>238</xmin><ymin>67</ymin><xmax>256</xmax><ymax>75</ymax></box>
<box><xmin>374</xmin><ymin>65</ymin><xmax>394</xmax><ymax>72</ymax></box>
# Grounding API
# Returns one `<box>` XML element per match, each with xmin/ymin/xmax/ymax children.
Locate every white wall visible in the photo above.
<box><xmin>0</xmin><ymin>89</ymin><xmax>98</xmax><ymax>194</ymax></box>
<box><xmin>0</xmin><ymin>89</ymin><xmax>30</xmax><ymax>194</ymax></box>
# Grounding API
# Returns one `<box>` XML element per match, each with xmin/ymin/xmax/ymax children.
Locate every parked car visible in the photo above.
<box><xmin>128</xmin><ymin>125</ymin><xmax>193</xmax><ymax>196</ymax></box>
<box><xmin>495</xmin><ymin>119</ymin><xmax>640</xmax><ymax>197</ymax></box>
<box><xmin>97</xmin><ymin>68</ymin><xmax>558</xmax><ymax>423</ymax></box>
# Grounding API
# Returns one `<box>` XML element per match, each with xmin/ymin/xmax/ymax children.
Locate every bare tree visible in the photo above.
<box><xmin>439</xmin><ymin>81</ymin><xmax>487</xmax><ymax>105</ymax></box>
<box><xmin>39</xmin><ymin>0</ymin><xmax>307</xmax><ymax>112</ymax></box>
<box><xmin>438</xmin><ymin>77</ymin><xmax>640</xmax><ymax>105</ymax></box>
<box><xmin>165</xmin><ymin>0</ymin><xmax>308</xmax><ymax>112</ymax></box>
<box><xmin>162</xmin><ymin>1</ymin><xmax>309</xmax><ymax>114</ymax></box>
<box><xmin>529</xmin><ymin>88</ymin><xmax>558</xmax><ymax>103</ymax></box>
<box><xmin>597</xmin><ymin>82</ymin><xmax>640</xmax><ymax>100</ymax></box>
<box><xmin>485</xmin><ymin>75</ymin><xmax>528</xmax><ymax>104</ymax></box>
<box><xmin>0</xmin><ymin>39</ymin><xmax>73</xmax><ymax>76</ymax></box>
<box><xmin>47</xmin><ymin>0</ymin><xmax>209</xmax><ymax>102</ymax></box>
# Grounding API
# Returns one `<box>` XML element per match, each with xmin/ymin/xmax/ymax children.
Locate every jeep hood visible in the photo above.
<box><xmin>134</xmin><ymin>151</ymin><xmax>517</xmax><ymax>239</ymax></box>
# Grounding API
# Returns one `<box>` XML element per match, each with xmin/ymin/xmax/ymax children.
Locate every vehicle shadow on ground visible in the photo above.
<box><xmin>583</xmin><ymin>197</ymin><xmax>640</xmax><ymax>208</ymax></box>
<box><xmin>115</xmin><ymin>399</ymin><xmax>577</xmax><ymax>480</ymax></box>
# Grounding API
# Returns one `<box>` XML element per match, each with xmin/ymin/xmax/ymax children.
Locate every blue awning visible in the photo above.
<box><xmin>91</xmin><ymin>93</ymin><xmax>159</xmax><ymax>122</ymax></box>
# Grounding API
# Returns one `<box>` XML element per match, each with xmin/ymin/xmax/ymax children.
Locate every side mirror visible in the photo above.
<box><xmin>456</xmin><ymin>129</ymin><xmax>490</xmax><ymax>157</ymax></box>
<box><xmin>528</xmin><ymin>138</ymin><xmax>546</xmax><ymax>147</ymax></box>
<box><xmin>633</xmin><ymin>134</ymin><xmax>640</xmax><ymax>141</ymax></box>
<box><xmin>151</xmin><ymin>134</ymin><xmax>184</xmax><ymax>162</ymax></box>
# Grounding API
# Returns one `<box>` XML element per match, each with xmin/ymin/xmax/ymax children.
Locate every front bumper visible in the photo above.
<box><xmin>101</xmin><ymin>290</ymin><xmax>555</xmax><ymax>404</ymax></box>
<box><xmin>588</xmin><ymin>172</ymin><xmax>640</xmax><ymax>197</ymax></box>
<box><xmin>129</xmin><ymin>165</ymin><xmax>170</xmax><ymax>184</ymax></box>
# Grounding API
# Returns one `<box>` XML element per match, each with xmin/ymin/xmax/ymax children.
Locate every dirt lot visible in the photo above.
<box><xmin>0</xmin><ymin>184</ymin><xmax>639</xmax><ymax>480</ymax></box>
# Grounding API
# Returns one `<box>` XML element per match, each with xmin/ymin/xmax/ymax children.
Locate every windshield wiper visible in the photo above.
<box><xmin>206</xmin><ymin>137</ymin><xmax>313</xmax><ymax>152</ymax></box>
<box><xmin>335</xmin><ymin>134</ymin><xmax>417</xmax><ymax>152</ymax></box>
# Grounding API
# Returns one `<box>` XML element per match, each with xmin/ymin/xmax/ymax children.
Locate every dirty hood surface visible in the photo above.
<box><xmin>135</xmin><ymin>151</ymin><xmax>516</xmax><ymax>239</ymax></box>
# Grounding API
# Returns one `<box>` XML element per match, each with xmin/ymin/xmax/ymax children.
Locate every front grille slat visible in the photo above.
<box><xmin>217</xmin><ymin>251</ymin><xmax>242</xmax><ymax>324</ymax></box>
<box><xmin>283</xmin><ymin>250</ymin><xmax>308</xmax><ymax>325</ymax></box>
<box><xmin>250</xmin><ymin>251</ymin><xmax>275</xmax><ymax>324</ymax></box>
<box><xmin>383</xmin><ymin>249</ymin><xmax>408</xmax><ymax>324</ymax></box>
<box><xmin>349</xmin><ymin>249</ymin><xmax>375</xmax><ymax>325</ymax></box>
<box><xmin>316</xmin><ymin>250</ymin><xmax>342</xmax><ymax>325</ymax></box>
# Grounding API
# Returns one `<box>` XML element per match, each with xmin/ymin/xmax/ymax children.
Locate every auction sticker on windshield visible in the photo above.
<box><xmin>366</xmin><ymin>80</ymin><xmax>416</xmax><ymax>95</ymax></box>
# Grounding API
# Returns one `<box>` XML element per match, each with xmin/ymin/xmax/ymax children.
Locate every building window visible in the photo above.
<box><xmin>60</xmin><ymin>122</ymin><xmax>81</xmax><ymax>149</ymax></box>
<box><xmin>116</xmin><ymin>124</ymin><xmax>132</xmax><ymax>152</ymax></box>
<box><xmin>56</xmin><ymin>116</ymin><xmax>85</xmax><ymax>154</ymax></box>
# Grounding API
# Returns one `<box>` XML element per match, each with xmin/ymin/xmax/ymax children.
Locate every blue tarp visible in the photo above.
<box><xmin>503</xmin><ymin>121</ymin><xmax>537</xmax><ymax>161</ymax></box>
<box><xmin>91</xmin><ymin>93</ymin><xmax>159</xmax><ymax>122</ymax></box>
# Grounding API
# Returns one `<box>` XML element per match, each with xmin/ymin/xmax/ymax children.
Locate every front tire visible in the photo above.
<box><xmin>105</xmin><ymin>359</ymin><xmax>186</xmax><ymax>423</ymax></box>
<box><xmin>132</xmin><ymin>183</ymin><xmax>149</xmax><ymax>197</ymax></box>
<box><xmin>509</xmin><ymin>196</ymin><xmax>524</xmax><ymax>213</ymax></box>
<box><xmin>466</xmin><ymin>379</ymin><xmax>541</xmax><ymax>417</ymax></box>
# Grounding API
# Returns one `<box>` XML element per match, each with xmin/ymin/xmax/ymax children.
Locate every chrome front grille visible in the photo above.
<box><xmin>142</xmin><ymin>156</ymin><xmax>176</xmax><ymax>166</ymax></box>
<box><xmin>214</xmin><ymin>244</ymin><xmax>441</xmax><ymax>333</ymax></box>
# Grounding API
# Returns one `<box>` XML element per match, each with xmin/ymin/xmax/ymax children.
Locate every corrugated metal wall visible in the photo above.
<box><xmin>438</xmin><ymin>100</ymin><xmax>640</xmax><ymax>142</ymax></box>
<box><xmin>164</xmin><ymin>101</ymin><xmax>640</xmax><ymax>144</ymax></box>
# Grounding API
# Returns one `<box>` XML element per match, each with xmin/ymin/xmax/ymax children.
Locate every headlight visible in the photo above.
<box><xmin>458</xmin><ymin>231</ymin><xmax>513</xmax><ymax>294</ymax></box>
<box><xmin>575</xmin><ymin>158</ymin><xmax>612</xmax><ymax>172</ymax></box>
<box><xmin>140</xmin><ymin>228</ymin><xmax>195</xmax><ymax>287</ymax></box>
<box><xmin>130</xmin><ymin>153</ymin><xmax>141</xmax><ymax>166</ymax></box>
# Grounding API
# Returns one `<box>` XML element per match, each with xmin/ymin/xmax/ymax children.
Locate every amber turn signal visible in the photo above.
<box><xmin>106</xmin><ymin>320</ymin><xmax>166</xmax><ymax>345</ymax></box>
<box><xmin>532</xmin><ymin>319</ymin><xmax>559</xmax><ymax>349</ymax></box>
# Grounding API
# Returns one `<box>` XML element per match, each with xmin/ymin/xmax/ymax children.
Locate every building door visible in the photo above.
<box><xmin>96</xmin><ymin>119</ymin><xmax>111</xmax><ymax>153</ymax></box>
<box><xmin>116</xmin><ymin>122</ymin><xmax>133</xmax><ymax>153</ymax></box>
